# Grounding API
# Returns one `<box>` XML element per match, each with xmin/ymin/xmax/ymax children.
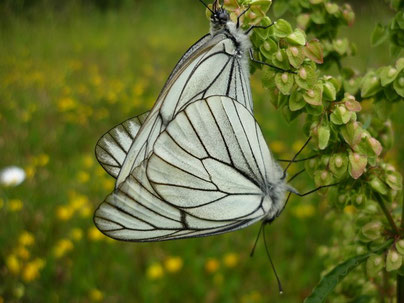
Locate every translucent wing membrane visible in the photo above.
<box><xmin>116</xmin><ymin>36</ymin><xmax>253</xmax><ymax>187</ymax></box>
<box><xmin>94</xmin><ymin>96</ymin><xmax>275</xmax><ymax>241</ymax></box>
<box><xmin>95</xmin><ymin>112</ymin><xmax>149</xmax><ymax>178</ymax></box>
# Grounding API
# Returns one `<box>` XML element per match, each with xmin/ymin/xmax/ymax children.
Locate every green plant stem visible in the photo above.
<box><xmin>375</xmin><ymin>193</ymin><xmax>400</xmax><ymax>235</ymax></box>
<box><xmin>398</xmin><ymin>194</ymin><xmax>404</xmax><ymax>302</ymax></box>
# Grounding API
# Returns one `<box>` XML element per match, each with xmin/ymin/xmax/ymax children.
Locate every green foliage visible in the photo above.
<box><xmin>224</xmin><ymin>0</ymin><xmax>404</xmax><ymax>301</ymax></box>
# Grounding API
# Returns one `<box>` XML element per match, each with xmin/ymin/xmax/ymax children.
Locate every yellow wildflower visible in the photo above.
<box><xmin>69</xmin><ymin>193</ymin><xmax>89</xmax><ymax>210</ymax></box>
<box><xmin>54</xmin><ymin>239</ymin><xmax>74</xmax><ymax>258</ymax></box>
<box><xmin>88</xmin><ymin>227</ymin><xmax>104</xmax><ymax>241</ymax></box>
<box><xmin>70</xmin><ymin>228</ymin><xmax>83</xmax><ymax>241</ymax></box>
<box><xmin>6</xmin><ymin>254</ymin><xmax>20</xmax><ymax>275</ymax></box>
<box><xmin>291</xmin><ymin>204</ymin><xmax>315</xmax><ymax>219</ymax></box>
<box><xmin>24</xmin><ymin>165</ymin><xmax>36</xmax><ymax>179</ymax></box>
<box><xmin>22</xmin><ymin>258</ymin><xmax>45</xmax><ymax>282</ymax></box>
<box><xmin>56</xmin><ymin>206</ymin><xmax>74</xmax><ymax>221</ymax></box>
<box><xmin>19</xmin><ymin>231</ymin><xmax>35</xmax><ymax>246</ymax></box>
<box><xmin>205</xmin><ymin>258</ymin><xmax>220</xmax><ymax>273</ymax></box>
<box><xmin>8</xmin><ymin>199</ymin><xmax>23</xmax><ymax>212</ymax></box>
<box><xmin>83</xmin><ymin>155</ymin><xmax>94</xmax><ymax>168</ymax></box>
<box><xmin>77</xmin><ymin>171</ymin><xmax>90</xmax><ymax>183</ymax></box>
<box><xmin>80</xmin><ymin>205</ymin><xmax>92</xmax><ymax>218</ymax></box>
<box><xmin>102</xmin><ymin>178</ymin><xmax>114</xmax><ymax>191</ymax></box>
<box><xmin>37</xmin><ymin>154</ymin><xmax>49</xmax><ymax>166</ymax></box>
<box><xmin>15</xmin><ymin>246</ymin><xmax>30</xmax><ymax>260</ymax></box>
<box><xmin>223</xmin><ymin>253</ymin><xmax>238</xmax><ymax>268</ymax></box>
<box><xmin>146</xmin><ymin>262</ymin><xmax>164</xmax><ymax>280</ymax></box>
<box><xmin>89</xmin><ymin>288</ymin><xmax>104</xmax><ymax>302</ymax></box>
<box><xmin>269</xmin><ymin>141</ymin><xmax>286</xmax><ymax>154</ymax></box>
<box><xmin>164</xmin><ymin>256</ymin><xmax>183</xmax><ymax>273</ymax></box>
<box><xmin>58</xmin><ymin>97</ymin><xmax>77</xmax><ymax>111</ymax></box>
<box><xmin>0</xmin><ymin>295</ymin><xmax>4</xmax><ymax>303</ymax></box>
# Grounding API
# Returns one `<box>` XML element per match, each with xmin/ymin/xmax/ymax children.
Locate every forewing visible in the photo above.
<box><xmin>95</xmin><ymin>111</ymin><xmax>149</xmax><ymax>178</ymax></box>
<box><xmin>117</xmin><ymin>35</ymin><xmax>253</xmax><ymax>187</ymax></box>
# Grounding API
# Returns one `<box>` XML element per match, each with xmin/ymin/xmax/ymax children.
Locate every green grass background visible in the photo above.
<box><xmin>0</xmin><ymin>0</ymin><xmax>403</xmax><ymax>302</ymax></box>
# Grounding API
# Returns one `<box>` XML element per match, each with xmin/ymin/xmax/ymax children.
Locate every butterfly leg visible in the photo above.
<box><xmin>249</xmin><ymin>49</ymin><xmax>296</xmax><ymax>74</ymax></box>
<box><xmin>277</xmin><ymin>155</ymin><xmax>317</xmax><ymax>163</ymax></box>
<box><xmin>245</xmin><ymin>22</ymin><xmax>275</xmax><ymax>35</ymax></box>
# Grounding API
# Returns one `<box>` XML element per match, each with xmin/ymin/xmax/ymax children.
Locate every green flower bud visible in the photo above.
<box><xmin>329</xmin><ymin>153</ymin><xmax>348</xmax><ymax>179</ymax></box>
<box><xmin>361</xmin><ymin>221</ymin><xmax>383</xmax><ymax>241</ymax></box>
<box><xmin>366</xmin><ymin>254</ymin><xmax>385</xmax><ymax>277</ymax></box>
<box><xmin>304</xmin><ymin>39</ymin><xmax>323</xmax><ymax>64</ymax></box>
<box><xmin>386</xmin><ymin>248</ymin><xmax>403</xmax><ymax>272</ymax></box>
<box><xmin>348</xmin><ymin>151</ymin><xmax>367</xmax><ymax>179</ymax></box>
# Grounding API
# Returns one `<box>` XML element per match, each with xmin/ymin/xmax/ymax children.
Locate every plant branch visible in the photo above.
<box><xmin>374</xmin><ymin>193</ymin><xmax>400</xmax><ymax>236</ymax></box>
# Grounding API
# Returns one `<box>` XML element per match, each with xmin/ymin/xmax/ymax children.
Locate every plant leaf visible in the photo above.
<box><xmin>304</xmin><ymin>253</ymin><xmax>371</xmax><ymax>303</ymax></box>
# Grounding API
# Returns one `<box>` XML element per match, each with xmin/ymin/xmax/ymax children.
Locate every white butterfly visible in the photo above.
<box><xmin>94</xmin><ymin>96</ymin><xmax>297</xmax><ymax>241</ymax></box>
<box><xmin>95</xmin><ymin>0</ymin><xmax>265</xmax><ymax>188</ymax></box>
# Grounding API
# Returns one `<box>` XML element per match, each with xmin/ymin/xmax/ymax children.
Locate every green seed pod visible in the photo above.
<box><xmin>348</xmin><ymin>151</ymin><xmax>367</xmax><ymax>179</ymax></box>
<box><xmin>369</xmin><ymin>176</ymin><xmax>388</xmax><ymax>195</ymax></box>
<box><xmin>330</xmin><ymin>105</ymin><xmax>352</xmax><ymax>125</ymax></box>
<box><xmin>323</xmin><ymin>80</ymin><xmax>337</xmax><ymax>101</ymax></box>
<box><xmin>361</xmin><ymin>221</ymin><xmax>383</xmax><ymax>241</ymax></box>
<box><xmin>303</xmin><ymin>84</ymin><xmax>323</xmax><ymax>106</ymax></box>
<box><xmin>314</xmin><ymin>169</ymin><xmax>333</xmax><ymax>187</ymax></box>
<box><xmin>335</xmin><ymin>192</ymin><xmax>349</xmax><ymax>209</ymax></box>
<box><xmin>361</xmin><ymin>72</ymin><xmax>382</xmax><ymax>98</ymax></box>
<box><xmin>275</xmin><ymin>72</ymin><xmax>294</xmax><ymax>95</ymax></box>
<box><xmin>286</xmin><ymin>46</ymin><xmax>305</xmax><ymax>68</ymax></box>
<box><xmin>352</xmin><ymin>193</ymin><xmax>367</xmax><ymax>209</ymax></box>
<box><xmin>286</xmin><ymin>28</ymin><xmax>306</xmax><ymax>46</ymax></box>
<box><xmin>396</xmin><ymin>240</ymin><xmax>404</xmax><ymax>256</ymax></box>
<box><xmin>366</xmin><ymin>254</ymin><xmax>385</xmax><ymax>277</ymax></box>
<box><xmin>385</xmin><ymin>171</ymin><xmax>403</xmax><ymax>191</ymax></box>
<box><xmin>317</xmin><ymin>124</ymin><xmax>330</xmax><ymax>150</ymax></box>
<box><xmin>288</xmin><ymin>89</ymin><xmax>306</xmax><ymax>111</ymax></box>
<box><xmin>329</xmin><ymin>153</ymin><xmax>349</xmax><ymax>179</ymax></box>
<box><xmin>393</xmin><ymin>72</ymin><xmax>404</xmax><ymax>97</ymax></box>
<box><xmin>386</xmin><ymin>248</ymin><xmax>403</xmax><ymax>272</ymax></box>
<box><xmin>273</xmin><ymin>19</ymin><xmax>293</xmax><ymax>38</ymax></box>
<box><xmin>379</xmin><ymin>66</ymin><xmax>399</xmax><ymax>86</ymax></box>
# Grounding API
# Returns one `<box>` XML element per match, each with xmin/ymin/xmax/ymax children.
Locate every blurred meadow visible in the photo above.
<box><xmin>0</xmin><ymin>0</ymin><xmax>403</xmax><ymax>302</ymax></box>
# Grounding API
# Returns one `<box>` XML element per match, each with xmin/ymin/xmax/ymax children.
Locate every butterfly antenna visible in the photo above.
<box><xmin>282</xmin><ymin>136</ymin><xmax>312</xmax><ymax>179</ymax></box>
<box><xmin>250</xmin><ymin>222</ymin><xmax>264</xmax><ymax>257</ymax></box>
<box><xmin>263</xmin><ymin>224</ymin><xmax>283</xmax><ymax>294</ymax></box>
<box><xmin>199</xmin><ymin>0</ymin><xmax>214</xmax><ymax>13</ymax></box>
<box><xmin>288</xmin><ymin>168</ymin><xmax>305</xmax><ymax>183</ymax></box>
<box><xmin>237</xmin><ymin>5</ymin><xmax>251</xmax><ymax>28</ymax></box>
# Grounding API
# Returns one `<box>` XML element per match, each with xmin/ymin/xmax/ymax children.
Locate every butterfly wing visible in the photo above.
<box><xmin>116</xmin><ymin>34</ymin><xmax>253</xmax><ymax>187</ymax></box>
<box><xmin>94</xmin><ymin>96</ymin><xmax>275</xmax><ymax>241</ymax></box>
<box><xmin>95</xmin><ymin>111</ymin><xmax>149</xmax><ymax>178</ymax></box>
